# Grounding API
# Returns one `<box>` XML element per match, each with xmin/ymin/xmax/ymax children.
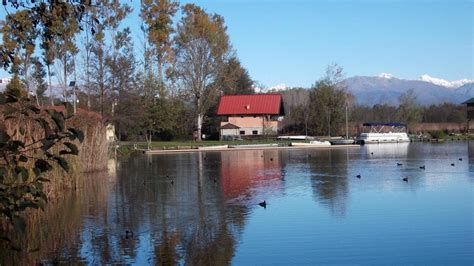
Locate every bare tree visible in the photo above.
<box><xmin>173</xmin><ymin>4</ymin><xmax>230</xmax><ymax>141</ymax></box>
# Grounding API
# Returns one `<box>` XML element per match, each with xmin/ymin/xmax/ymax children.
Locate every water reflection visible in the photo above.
<box><xmin>220</xmin><ymin>150</ymin><xmax>284</xmax><ymax>202</ymax></box>
<box><xmin>364</xmin><ymin>142</ymin><xmax>409</xmax><ymax>158</ymax></box>
<box><xmin>308</xmin><ymin>149</ymin><xmax>349</xmax><ymax>217</ymax></box>
<box><xmin>468</xmin><ymin>141</ymin><xmax>474</xmax><ymax>174</ymax></box>
<box><xmin>1</xmin><ymin>143</ymin><xmax>472</xmax><ymax>264</ymax></box>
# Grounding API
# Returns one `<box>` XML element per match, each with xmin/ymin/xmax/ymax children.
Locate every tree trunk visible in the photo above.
<box><xmin>100</xmin><ymin>86</ymin><xmax>104</xmax><ymax>116</ymax></box>
<box><xmin>47</xmin><ymin>65</ymin><xmax>53</xmax><ymax>106</ymax></box>
<box><xmin>24</xmin><ymin>54</ymin><xmax>30</xmax><ymax>94</ymax></box>
<box><xmin>63</xmin><ymin>54</ymin><xmax>68</xmax><ymax>102</ymax></box>
<box><xmin>197</xmin><ymin>113</ymin><xmax>203</xmax><ymax>141</ymax></box>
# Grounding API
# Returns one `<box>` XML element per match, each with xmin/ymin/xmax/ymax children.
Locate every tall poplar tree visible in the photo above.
<box><xmin>141</xmin><ymin>0</ymin><xmax>178</xmax><ymax>88</ymax></box>
<box><xmin>50</xmin><ymin>3</ymin><xmax>80</xmax><ymax>101</ymax></box>
<box><xmin>89</xmin><ymin>0</ymin><xmax>131</xmax><ymax>115</ymax></box>
<box><xmin>174</xmin><ymin>4</ymin><xmax>231</xmax><ymax>141</ymax></box>
<box><xmin>0</xmin><ymin>10</ymin><xmax>37</xmax><ymax>94</ymax></box>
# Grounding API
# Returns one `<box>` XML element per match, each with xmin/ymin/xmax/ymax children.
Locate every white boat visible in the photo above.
<box><xmin>291</xmin><ymin>140</ymin><xmax>331</xmax><ymax>147</ymax></box>
<box><xmin>198</xmin><ymin>145</ymin><xmax>228</xmax><ymax>150</ymax></box>
<box><xmin>356</xmin><ymin>123</ymin><xmax>410</xmax><ymax>144</ymax></box>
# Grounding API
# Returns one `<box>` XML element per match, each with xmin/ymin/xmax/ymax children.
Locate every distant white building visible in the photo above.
<box><xmin>0</xmin><ymin>77</ymin><xmax>11</xmax><ymax>91</ymax></box>
<box><xmin>106</xmin><ymin>123</ymin><xmax>116</xmax><ymax>142</ymax></box>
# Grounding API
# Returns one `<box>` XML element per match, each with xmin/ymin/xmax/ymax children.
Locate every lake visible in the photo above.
<box><xmin>1</xmin><ymin>142</ymin><xmax>473</xmax><ymax>265</ymax></box>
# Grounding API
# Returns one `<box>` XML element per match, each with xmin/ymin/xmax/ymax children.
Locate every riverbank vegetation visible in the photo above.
<box><xmin>0</xmin><ymin>88</ymin><xmax>84</xmax><ymax>247</ymax></box>
<box><xmin>0</xmin><ymin>88</ymin><xmax>107</xmax><ymax>251</ymax></box>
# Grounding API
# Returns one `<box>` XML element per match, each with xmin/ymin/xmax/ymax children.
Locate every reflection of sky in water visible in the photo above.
<box><xmin>2</xmin><ymin>142</ymin><xmax>472</xmax><ymax>264</ymax></box>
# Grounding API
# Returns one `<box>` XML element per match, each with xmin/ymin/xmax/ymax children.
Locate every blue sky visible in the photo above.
<box><xmin>1</xmin><ymin>0</ymin><xmax>473</xmax><ymax>88</ymax></box>
<box><xmin>168</xmin><ymin>0</ymin><xmax>473</xmax><ymax>87</ymax></box>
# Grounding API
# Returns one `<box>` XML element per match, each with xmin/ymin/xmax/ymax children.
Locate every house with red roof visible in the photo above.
<box><xmin>216</xmin><ymin>94</ymin><xmax>285</xmax><ymax>139</ymax></box>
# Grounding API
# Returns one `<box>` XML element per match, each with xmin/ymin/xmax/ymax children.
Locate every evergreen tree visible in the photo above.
<box><xmin>31</xmin><ymin>58</ymin><xmax>48</xmax><ymax>106</ymax></box>
<box><xmin>216</xmin><ymin>56</ymin><xmax>254</xmax><ymax>95</ymax></box>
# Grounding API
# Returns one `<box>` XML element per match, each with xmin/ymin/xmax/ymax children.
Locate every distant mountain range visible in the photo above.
<box><xmin>344</xmin><ymin>74</ymin><xmax>473</xmax><ymax>106</ymax></box>
<box><xmin>2</xmin><ymin>74</ymin><xmax>474</xmax><ymax>106</ymax></box>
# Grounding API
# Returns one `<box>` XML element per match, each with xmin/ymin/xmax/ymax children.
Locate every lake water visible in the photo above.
<box><xmin>1</xmin><ymin>142</ymin><xmax>473</xmax><ymax>265</ymax></box>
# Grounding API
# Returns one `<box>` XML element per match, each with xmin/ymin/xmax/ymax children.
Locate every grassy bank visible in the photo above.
<box><xmin>116</xmin><ymin>139</ymin><xmax>293</xmax><ymax>154</ymax></box>
<box><xmin>116</xmin><ymin>134</ymin><xmax>474</xmax><ymax>155</ymax></box>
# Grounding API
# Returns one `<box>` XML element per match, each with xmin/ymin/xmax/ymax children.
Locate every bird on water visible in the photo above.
<box><xmin>356</xmin><ymin>174</ymin><xmax>361</xmax><ymax>179</ymax></box>
<box><xmin>259</xmin><ymin>201</ymin><xmax>267</xmax><ymax>208</ymax></box>
<box><xmin>451</xmin><ymin>163</ymin><xmax>455</xmax><ymax>166</ymax></box>
<box><xmin>458</xmin><ymin>158</ymin><xmax>462</xmax><ymax>161</ymax></box>
<box><xmin>403</xmin><ymin>177</ymin><xmax>408</xmax><ymax>182</ymax></box>
<box><xmin>397</xmin><ymin>163</ymin><xmax>403</xmax><ymax>166</ymax></box>
<box><xmin>419</xmin><ymin>165</ymin><xmax>425</xmax><ymax>170</ymax></box>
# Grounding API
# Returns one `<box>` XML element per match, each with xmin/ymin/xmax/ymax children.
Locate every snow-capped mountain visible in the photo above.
<box><xmin>419</xmin><ymin>74</ymin><xmax>473</xmax><ymax>89</ymax></box>
<box><xmin>378</xmin><ymin>73</ymin><xmax>395</xmax><ymax>79</ymax></box>
<box><xmin>344</xmin><ymin>74</ymin><xmax>474</xmax><ymax>106</ymax></box>
<box><xmin>254</xmin><ymin>83</ymin><xmax>289</xmax><ymax>93</ymax></box>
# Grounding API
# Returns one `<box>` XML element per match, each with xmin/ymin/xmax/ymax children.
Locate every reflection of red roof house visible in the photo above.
<box><xmin>220</xmin><ymin>150</ymin><xmax>283</xmax><ymax>200</ymax></box>
<box><xmin>217</xmin><ymin>94</ymin><xmax>285</xmax><ymax>139</ymax></box>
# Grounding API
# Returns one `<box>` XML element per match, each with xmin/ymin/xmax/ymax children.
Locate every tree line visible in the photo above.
<box><xmin>0</xmin><ymin>0</ymin><xmax>253</xmax><ymax>142</ymax></box>
<box><xmin>281</xmin><ymin>65</ymin><xmax>467</xmax><ymax>136</ymax></box>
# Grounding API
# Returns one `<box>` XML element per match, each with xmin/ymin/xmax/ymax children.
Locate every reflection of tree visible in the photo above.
<box><xmin>468</xmin><ymin>142</ymin><xmax>474</xmax><ymax>173</ymax></box>
<box><xmin>155</xmin><ymin>231</ymin><xmax>179</xmax><ymax>265</ymax></box>
<box><xmin>86</xmin><ymin>152</ymin><xmax>249</xmax><ymax>264</ymax></box>
<box><xmin>0</xmin><ymin>172</ymin><xmax>110</xmax><ymax>264</ymax></box>
<box><xmin>3</xmin><ymin>150</ymin><xmax>279</xmax><ymax>264</ymax></box>
<box><xmin>309</xmin><ymin>149</ymin><xmax>349</xmax><ymax>217</ymax></box>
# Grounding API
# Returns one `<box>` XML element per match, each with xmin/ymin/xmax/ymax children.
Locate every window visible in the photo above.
<box><xmin>252</xmin><ymin>130</ymin><xmax>258</xmax><ymax>135</ymax></box>
<box><xmin>240</xmin><ymin>130</ymin><xmax>245</xmax><ymax>135</ymax></box>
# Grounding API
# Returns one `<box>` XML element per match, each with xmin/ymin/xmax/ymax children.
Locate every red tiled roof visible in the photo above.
<box><xmin>217</xmin><ymin>94</ymin><xmax>284</xmax><ymax>115</ymax></box>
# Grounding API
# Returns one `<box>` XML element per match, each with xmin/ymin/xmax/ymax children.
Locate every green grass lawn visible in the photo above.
<box><xmin>118</xmin><ymin>139</ymin><xmax>294</xmax><ymax>150</ymax></box>
<box><xmin>446</xmin><ymin>134</ymin><xmax>474</xmax><ymax>141</ymax></box>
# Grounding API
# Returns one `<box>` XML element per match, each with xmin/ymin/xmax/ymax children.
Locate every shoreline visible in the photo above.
<box><xmin>144</xmin><ymin>144</ymin><xmax>361</xmax><ymax>155</ymax></box>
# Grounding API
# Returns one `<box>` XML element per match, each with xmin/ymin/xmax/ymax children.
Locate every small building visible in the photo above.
<box><xmin>106</xmin><ymin>123</ymin><xmax>116</xmax><ymax>142</ymax></box>
<box><xmin>462</xmin><ymin>97</ymin><xmax>474</xmax><ymax>133</ymax></box>
<box><xmin>217</xmin><ymin>94</ymin><xmax>285</xmax><ymax>139</ymax></box>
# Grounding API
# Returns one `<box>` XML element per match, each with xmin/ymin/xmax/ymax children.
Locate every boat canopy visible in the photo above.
<box><xmin>363</xmin><ymin>122</ymin><xmax>406</xmax><ymax>127</ymax></box>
